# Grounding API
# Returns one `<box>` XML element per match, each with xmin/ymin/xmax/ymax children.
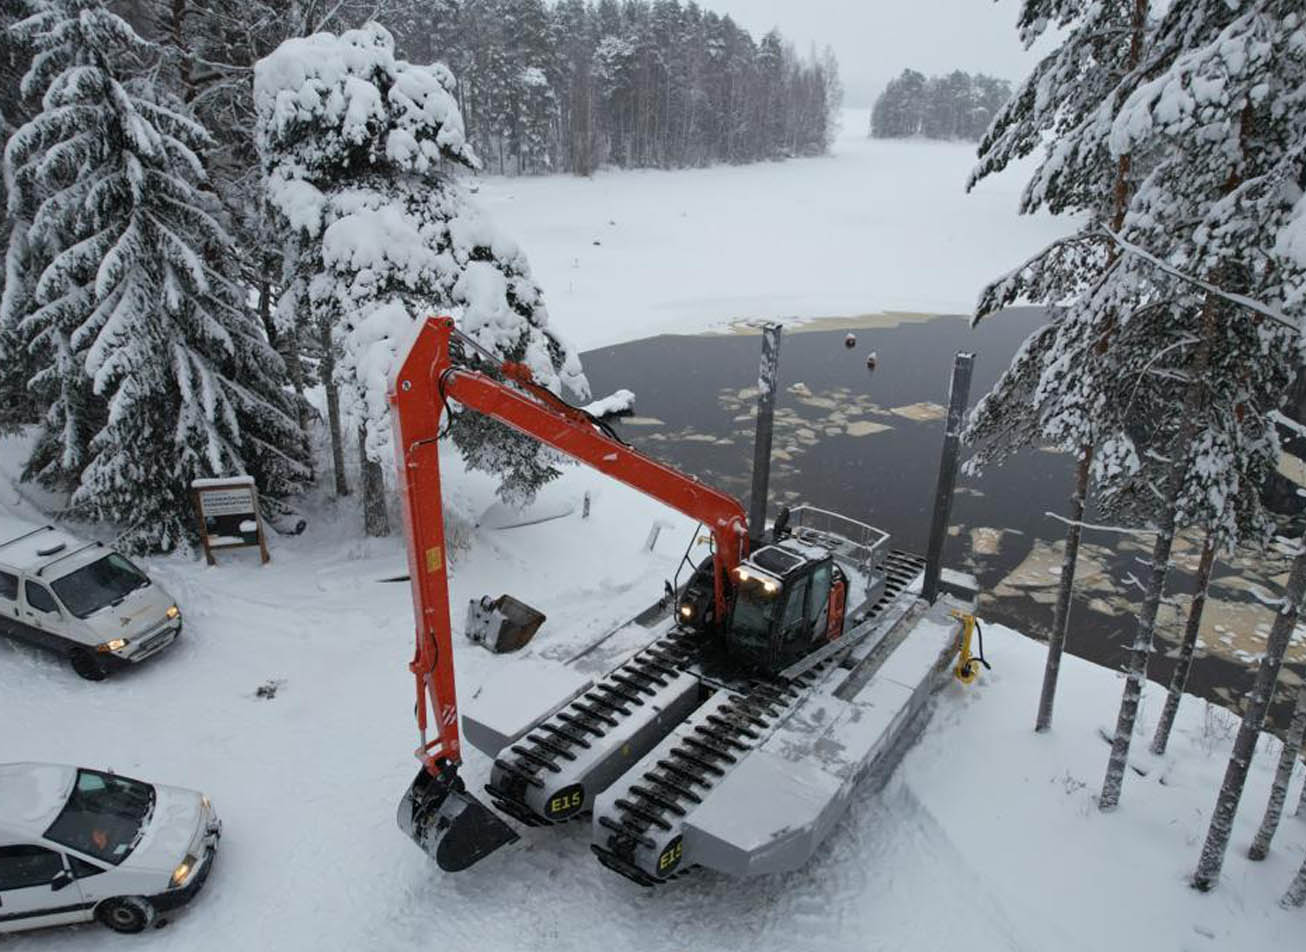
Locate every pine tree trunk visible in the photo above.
<box><xmin>1298</xmin><ymin>755</ymin><xmax>1306</xmax><ymax>817</ymax></box>
<box><xmin>1247</xmin><ymin>680</ymin><xmax>1306</xmax><ymax>860</ymax></box>
<box><xmin>1284</xmin><ymin>852</ymin><xmax>1306</xmax><ymax>908</ymax></box>
<box><xmin>1036</xmin><ymin>447</ymin><xmax>1093</xmax><ymax>732</ymax></box>
<box><xmin>1192</xmin><ymin>546</ymin><xmax>1306</xmax><ymax>890</ymax></box>
<box><xmin>1100</xmin><ymin>297</ymin><xmax>1217</xmax><ymax>812</ymax></box>
<box><xmin>359</xmin><ymin>423</ymin><xmax>389</xmax><ymax>537</ymax></box>
<box><xmin>1150</xmin><ymin>532</ymin><xmax>1218</xmax><ymax>755</ymax></box>
<box><xmin>318</xmin><ymin>326</ymin><xmax>349</xmax><ymax>497</ymax></box>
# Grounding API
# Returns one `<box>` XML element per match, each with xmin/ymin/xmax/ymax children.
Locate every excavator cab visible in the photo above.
<box><xmin>726</xmin><ymin>542</ymin><xmax>846</xmax><ymax>674</ymax></box>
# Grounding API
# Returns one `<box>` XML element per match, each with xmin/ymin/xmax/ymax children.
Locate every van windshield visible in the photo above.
<box><xmin>44</xmin><ymin>769</ymin><xmax>155</xmax><ymax>865</ymax></box>
<box><xmin>50</xmin><ymin>554</ymin><xmax>149</xmax><ymax>618</ymax></box>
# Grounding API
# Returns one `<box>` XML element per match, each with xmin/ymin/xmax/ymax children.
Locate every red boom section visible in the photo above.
<box><xmin>391</xmin><ymin>316</ymin><xmax>749</xmax><ymax>776</ymax></box>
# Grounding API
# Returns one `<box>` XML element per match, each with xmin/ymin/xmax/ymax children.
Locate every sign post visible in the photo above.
<box><xmin>191</xmin><ymin>476</ymin><xmax>270</xmax><ymax>565</ymax></box>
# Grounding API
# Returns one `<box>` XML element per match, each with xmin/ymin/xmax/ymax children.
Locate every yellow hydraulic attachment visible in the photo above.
<box><xmin>949</xmin><ymin>611</ymin><xmax>990</xmax><ymax>685</ymax></box>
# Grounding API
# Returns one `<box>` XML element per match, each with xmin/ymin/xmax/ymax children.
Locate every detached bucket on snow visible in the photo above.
<box><xmin>465</xmin><ymin>595</ymin><xmax>546</xmax><ymax>653</ymax></box>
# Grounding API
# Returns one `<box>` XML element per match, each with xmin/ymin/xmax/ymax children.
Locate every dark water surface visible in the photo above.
<box><xmin>581</xmin><ymin>312</ymin><xmax>1297</xmax><ymax>728</ymax></box>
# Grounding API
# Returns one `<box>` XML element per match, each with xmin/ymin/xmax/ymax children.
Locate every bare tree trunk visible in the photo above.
<box><xmin>1036</xmin><ymin>448</ymin><xmax>1092</xmax><ymax>732</ymax></box>
<box><xmin>1248</xmin><ymin>680</ymin><xmax>1306</xmax><ymax>860</ymax></box>
<box><xmin>1192</xmin><ymin>546</ymin><xmax>1306</xmax><ymax>890</ymax></box>
<box><xmin>1151</xmin><ymin>532</ymin><xmax>1218</xmax><ymax>755</ymax></box>
<box><xmin>1284</xmin><ymin>852</ymin><xmax>1306</xmax><ymax>908</ymax></box>
<box><xmin>359</xmin><ymin>423</ymin><xmax>390</xmax><ymax>537</ymax></box>
<box><xmin>318</xmin><ymin>323</ymin><xmax>349</xmax><ymax>497</ymax></box>
<box><xmin>1100</xmin><ymin>296</ymin><xmax>1217</xmax><ymax>812</ymax></box>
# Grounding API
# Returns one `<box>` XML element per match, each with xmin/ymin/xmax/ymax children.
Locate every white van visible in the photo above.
<box><xmin>0</xmin><ymin>763</ymin><xmax>220</xmax><ymax>934</ymax></box>
<box><xmin>0</xmin><ymin>524</ymin><xmax>182</xmax><ymax>680</ymax></box>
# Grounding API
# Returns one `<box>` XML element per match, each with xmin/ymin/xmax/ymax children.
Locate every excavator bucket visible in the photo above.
<box><xmin>397</xmin><ymin>767</ymin><xmax>519</xmax><ymax>871</ymax></box>
<box><xmin>465</xmin><ymin>594</ymin><xmax>546</xmax><ymax>653</ymax></box>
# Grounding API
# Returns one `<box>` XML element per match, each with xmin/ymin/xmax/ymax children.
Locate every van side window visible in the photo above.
<box><xmin>25</xmin><ymin>581</ymin><xmax>58</xmax><ymax>614</ymax></box>
<box><xmin>0</xmin><ymin>570</ymin><xmax>16</xmax><ymax>601</ymax></box>
<box><xmin>0</xmin><ymin>844</ymin><xmax>64</xmax><ymax>890</ymax></box>
<box><xmin>68</xmin><ymin>854</ymin><xmax>104</xmax><ymax>878</ymax></box>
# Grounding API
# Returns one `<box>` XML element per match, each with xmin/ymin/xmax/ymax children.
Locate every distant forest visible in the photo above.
<box><xmin>869</xmin><ymin>69</ymin><xmax>1011</xmax><ymax>142</ymax></box>
<box><xmin>400</xmin><ymin>1</ymin><xmax>844</xmax><ymax>175</ymax></box>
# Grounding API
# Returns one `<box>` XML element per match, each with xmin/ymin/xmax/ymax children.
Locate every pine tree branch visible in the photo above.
<box><xmin>1096</xmin><ymin>225</ymin><xmax>1299</xmax><ymax>333</ymax></box>
<box><xmin>1044</xmin><ymin>511</ymin><xmax>1156</xmax><ymax>536</ymax></box>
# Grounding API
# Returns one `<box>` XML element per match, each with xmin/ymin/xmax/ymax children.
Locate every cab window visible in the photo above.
<box><xmin>780</xmin><ymin>579</ymin><xmax>808</xmax><ymax>641</ymax></box>
<box><xmin>0</xmin><ymin>844</ymin><xmax>64</xmax><ymax>891</ymax></box>
<box><xmin>809</xmin><ymin>564</ymin><xmax>832</xmax><ymax>628</ymax></box>
<box><xmin>0</xmin><ymin>570</ymin><xmax>16</xmax><ymax>601</ymax></box>
<box><xmin>25</xmin><ymin>581</ymin><xmax>58</xmax><ymax>615</ymax></box>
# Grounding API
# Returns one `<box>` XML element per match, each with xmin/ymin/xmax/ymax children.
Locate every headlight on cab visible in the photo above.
<box><xmin>171</xmin><ymin>854</ymin><xmax>198</xmax><ymax>888</ymax></box>
<box><xmin>96</xmin><ymin>638</ymin><xmax>128</xmax><ymax>653</ymax></box>
<box><xmin>166</xmin><ymin>604</ymin><xmax>180</xmax><ymax>620</ymax></box>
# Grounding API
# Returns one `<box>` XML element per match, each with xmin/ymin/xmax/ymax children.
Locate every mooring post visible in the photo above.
<box><xmin>922</xmin><ymin>352</ymin><xmax>975</xmax><ymax>603</ymax></box>
<box><xmin>748</xmin><ymin>323</ymin><xmax>783</xmax><ymax>539</ymax></box>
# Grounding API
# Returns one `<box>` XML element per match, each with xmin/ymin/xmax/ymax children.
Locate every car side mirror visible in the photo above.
<box><xmin>50</xmin><ymin>869</ymin><xmax>74</xmax><ymax>892</ymax></box>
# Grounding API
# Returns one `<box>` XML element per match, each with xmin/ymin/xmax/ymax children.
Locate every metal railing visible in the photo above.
<box><xmin>787</xmin><ymin>505</ymin><xmax>890</xmax><ymax>577</ymax></box>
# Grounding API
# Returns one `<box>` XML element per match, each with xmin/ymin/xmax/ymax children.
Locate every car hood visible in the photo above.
<box><xmin>125</xmin><ymin>783</ymin><xmax>204</xmax><ymax>875</ymax></box>
<box><xmin>82</xmin><ymin>582</ymin><xmax>174</xmax><ymax>641</ymax></box>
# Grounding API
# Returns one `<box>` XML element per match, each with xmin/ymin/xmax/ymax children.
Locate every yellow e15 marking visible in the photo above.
<box><xmin>549</xmin><ymin>790</ymin><xmax>582</xmax><ymax>814</ymax></box>
<box><xmin>658</xmin><ymin>839</ymin><xmax>683</xmax><ymax>871</ymax></box>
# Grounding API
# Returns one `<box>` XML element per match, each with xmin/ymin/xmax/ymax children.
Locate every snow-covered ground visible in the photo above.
<box><xmin>476</xmin><ymin>111</ymin><xmax>1071</xmax><ymax>350</ymax></box>
<box><xmin>1</xmin><ymin>430</ymin><xmax>1304</xmax><ymax>950</ymax></box>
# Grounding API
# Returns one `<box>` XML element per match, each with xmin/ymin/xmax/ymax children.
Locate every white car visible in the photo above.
<box><xmin>0</xmin><ymin>524</ymin><xmax>183</xmax><ymax>680</ymax></box>
<box><xmin>0</xmin><ymin>763</ymin><xmax>220</xmax><ymax>934</ymax></box>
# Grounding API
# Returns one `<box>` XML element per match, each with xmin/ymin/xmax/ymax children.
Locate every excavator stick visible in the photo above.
<box><xmin>396</xmin><ymin>764</ymin><xmax>519</xmax><ymax>871</ymax></box>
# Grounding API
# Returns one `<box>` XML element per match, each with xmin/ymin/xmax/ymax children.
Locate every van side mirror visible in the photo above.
<box><xmin>51</xmin><ymin>868</ymin><xmax>74</xmax><ymax>892</ymax></box>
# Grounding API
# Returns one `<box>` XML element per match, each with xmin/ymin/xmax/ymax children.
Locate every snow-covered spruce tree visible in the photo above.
<box><xmin>4</xmin><ymin>0</ymin><xmax>310</xmax><ymax>550</ymax></box>
<box><xmin>964</xmin><ymin>0</ymin><xmax>1153</xmax><ymax>734</ymax></box>
<box><xmin>255</xmin><ymin>24</ymin><xmax>588</xmax><ymax>535</ymax></box>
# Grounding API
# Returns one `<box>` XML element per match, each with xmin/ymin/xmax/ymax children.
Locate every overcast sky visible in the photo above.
<box><xmin>703</xmin><ymin>0</ymin><xmax>1038</xmax><ymax>107</ymax></box>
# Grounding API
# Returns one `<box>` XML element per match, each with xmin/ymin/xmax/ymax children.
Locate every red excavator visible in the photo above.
<box><xmin>391</xmin><ymin>316</ymin><xmax>951</xmax><ymax>881</ymax></box>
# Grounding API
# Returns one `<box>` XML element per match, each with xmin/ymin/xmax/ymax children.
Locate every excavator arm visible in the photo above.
<box><xmin>391</xmin><ymin>315</ymin><xmax>749</xmax><ymax>871</ymax></box>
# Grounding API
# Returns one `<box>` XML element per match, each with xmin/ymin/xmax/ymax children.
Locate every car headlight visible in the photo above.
<box><xmin>166</xmin><ymin>605</ymin><xmax>180</xmax><ymax>620</ymax></box>
<box><xmin>171</xmin><ymin>854</ymin><xmax>198</xmax><ymax>887</ymax></box>
<box><xmin>96</xmin><ymin>638</ymin><xmax>129</xmax><ymax>653</ymax></box>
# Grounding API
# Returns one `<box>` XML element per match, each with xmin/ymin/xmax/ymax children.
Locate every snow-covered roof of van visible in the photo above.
<box><xmin>0</xmin><ymin>523</ymin><xmax>104</xmax><ymax>577</ymax></box>
<box><xmin>0</xmin><ymin>762</ymin><xmax>76</xmax><ymax>836</ymax></box>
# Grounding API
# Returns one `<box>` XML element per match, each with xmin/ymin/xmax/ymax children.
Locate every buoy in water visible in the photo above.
<box><xmin>866</xmin><ymin>351</ymin><xmax>878</xmax><ymax>369</ymax></box>
<box><xmin>844</xmin><ymin>333</ymin><xmax>856</xmax><ymax>349</ymax></box>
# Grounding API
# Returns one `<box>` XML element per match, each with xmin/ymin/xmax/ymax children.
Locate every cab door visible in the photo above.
<box><xmin>0</xmin><ymin>846</ymin><xmax>92</xmax><ymax>933</ymax></box>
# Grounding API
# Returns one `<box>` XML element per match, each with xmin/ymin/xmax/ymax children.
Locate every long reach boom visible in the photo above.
<box><xmin>391</xmin><ymin>315</ymin><xmax>749</xmax><ymax>870</ymax></box>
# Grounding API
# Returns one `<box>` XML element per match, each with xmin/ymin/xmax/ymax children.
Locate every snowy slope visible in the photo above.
<box><xmin>1</xmin><ymin>437</ymin><xmax>1302</xmax><ymax>949</ymax></box>
<box><xmin>476</xmin><ymin>111</ymin><xmax>1072</xmax><ymax>349</ymax></box>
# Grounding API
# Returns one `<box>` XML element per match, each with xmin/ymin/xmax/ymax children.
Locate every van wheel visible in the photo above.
<box><xmin>96</xmin><ymin>896</ymin><xmax>155</xmax><ymax>933</ymax></box>
<box><xmin>70</xmin><ymin>649</ymin><xmax>108</xmax><ymax>681</ymax></box>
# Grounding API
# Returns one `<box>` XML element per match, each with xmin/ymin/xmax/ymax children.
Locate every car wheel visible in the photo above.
<box><xmin>96</xmin><ymin>896</ymin><xmax>155</xmax><ymax>934</ymax></box>
<box><xmin>70</xmin><ymin>648</ymin><xmax>108</xmax><ymax>681</ymax></box>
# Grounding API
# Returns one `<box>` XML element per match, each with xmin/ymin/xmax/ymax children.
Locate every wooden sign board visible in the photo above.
<box><xmin>192</xmin><ymin>476</ymin><xmax>269</xmax><ymax>565</ymax></box>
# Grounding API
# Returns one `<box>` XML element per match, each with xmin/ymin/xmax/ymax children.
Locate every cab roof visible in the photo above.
<box><xmin>0</xmin><ymin>522</ymin><xmax>106</xmax><ymax>579</ymax></box>
<box><xmin>0</xmin><ymin>762</ymin><xmax>76</xmax><ymax>837</ymax></box>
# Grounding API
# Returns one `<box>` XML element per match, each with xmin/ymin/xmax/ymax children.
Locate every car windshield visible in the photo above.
<box><xmin>44</xmin><ymin>769</ymin><xmax>155</xmax><ymax>865</ymax></box>
<box><xmin>50</xmin><ymin>553</ymin><xmax>149</xmax><ymax>618</ymax></box>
